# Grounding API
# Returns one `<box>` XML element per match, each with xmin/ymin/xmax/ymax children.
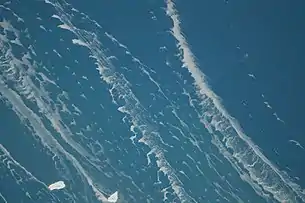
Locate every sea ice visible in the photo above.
<box><xmin>48</xmin><ymin>181</ymin><xmax>65</xmax><ymax>191</ymax></box>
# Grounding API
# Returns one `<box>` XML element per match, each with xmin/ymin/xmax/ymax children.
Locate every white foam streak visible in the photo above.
<box><xmin>0</xmin><ymin>193</ymin><xmax>7</xmax><ymax>203</ymax></box>
<box><xmin>166</xmin><ymin>0</ymin><xmax>305</xmax><ymax>202</ymax></box>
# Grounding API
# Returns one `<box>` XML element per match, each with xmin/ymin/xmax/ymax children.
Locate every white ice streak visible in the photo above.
<box><xmin>39</xmin><ymin>25</ymin><xmax>47</xmax><ymax>32</ymax></box>
<box><xmin>72</xmin><ymin>39</ymin><xmax>88</xmax><ymax>47</ymax></box>
<box><xmin>288</xmin><ymin>140</ymin><xmax>304</xmax><ymax>150</ymax></box>
<box><xmin>260</xmin><ymin>95</ymin><xmax>285</xmax><ymax>124</ymax></box>
<box><xmin>53</xmin><ymin>49</ymin><xmax>62</xmax><ymax>58</ymax></box>
<box><xmin>261</xmin><ymin>95</ymin><xmax>285</xmax><ymax>124</ymax></box>
<box><xmin>0</xmin><ymin>144</ymin><xmax>46</xmax><ymax>187</ymax></box>
<box><xmin>47</xmin><ymin>1</ymin><xmax>197</xmax><ymax>202</ymax></box>
<box><xmin>0</xmin><ymin>77</ymin><xmax>109</xmax><ymax>202</ymax></box>
<box><xmin>0</xmin><ymin>19</ymin><xmax>102</xmax><ymax>169</ymax></box>
<box><xmin>0</xmin><ymin>144</ymin><xmax>61</xmax><ymax>201</ymax></box>
<box><xmin>166</xmin><ymin>0</ymin><xmax>305</xmax><ymax>202</ymax></box>
<box><xmin>104</xmin><ymin>31</ymin><xmax>205</xmax><ymax>154</ymax></box>
<box><xmin>248</xmin><ymin>73</ymin><xmax>256</xmax><ymax>79</ymax></box>
<box><xmin>0</xmin><ymin>193</ymin><xmax>7</xmax><ymax>203</ymax></box>
<box><xmin>0</xmin><ymin>15</ymin><xmax>110</xmax><ymax>202</ymax></box>
<box><xmin>263</xmin><ymin>101</ymin><xmax>272</xmax><ymax>109</ymax></box>
<box><xmin>0</xmin><ymin>5</ymin><xmax>24</xmax><ymax>23</ymax></box>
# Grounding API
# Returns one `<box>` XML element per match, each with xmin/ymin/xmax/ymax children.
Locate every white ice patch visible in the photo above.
<box><xmin>72</xmin><ymin>39</ymin><xmax>88</xmax><ymax>47</ymax></box>
<box><xmin>48</xmin><ymin>181</ymin><xmax>65</xmax><ymax>191</ymax></box>
<box><xmin>107</xmin><ymin>191</ymin><xmax>118</xmax><ymax>203</ymax></box>
<box><xmin>58</xmin><ymin>24</ymin><xmax>74</xmax><ymax>32</ymax></box>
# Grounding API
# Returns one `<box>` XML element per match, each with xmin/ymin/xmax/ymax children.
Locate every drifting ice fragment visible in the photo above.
<box><xmin>107</xmin><ymin>191</ymin><xmax>118</xmax><ymax>202</ymax></box>
<box><xmin>48</xmin><ymin>181</ymin><xmax>66</xmax><ymax>191</ymax></box>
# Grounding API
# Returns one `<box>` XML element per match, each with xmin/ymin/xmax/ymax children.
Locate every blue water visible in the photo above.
<box><xmin>178</xmin><ymin>0</ymin><xmax>305</xmax><ymax>176</ymax></box>
<box><xmin>1</xmin><ymin>0</ymin><xmax>305</xmax><ymax>203</ymax></box>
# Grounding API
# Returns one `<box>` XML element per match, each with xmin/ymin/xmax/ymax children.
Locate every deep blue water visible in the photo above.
<box><xmin>176</xmin><ymin>0</ymin><xmax>305</xmax><ymax>179</ymax></box>
<box><xmin>1</xmin><ymin>0</ymin><xmax>305</xmax><ymax>203</ymax></box>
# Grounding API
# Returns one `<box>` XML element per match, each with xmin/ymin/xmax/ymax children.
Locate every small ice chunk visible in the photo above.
<box><xmin>107</xmin><ymin>191</ymin><xmax>118</xmax><ymax>202</ymax></box>
<box><xmin>248</xmin><ymin>73</ymin><xmax>256</xmax><ymax>79</ymax></box>
<box><xmin>48</xmin><ymin>181</ymin><xmax>66</xmax><ymax>191</ymax></box>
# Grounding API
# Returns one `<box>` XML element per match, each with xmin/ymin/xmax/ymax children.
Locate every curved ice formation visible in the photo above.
<box><xmin>48</xmin><ymin>181</ymin><xmax>66</xmax><ymax>191</ymax></box>
<box><xmin>166</xmin><ymin>0</ymin><xmax>305</xmax><ymax>202</ymax></box>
